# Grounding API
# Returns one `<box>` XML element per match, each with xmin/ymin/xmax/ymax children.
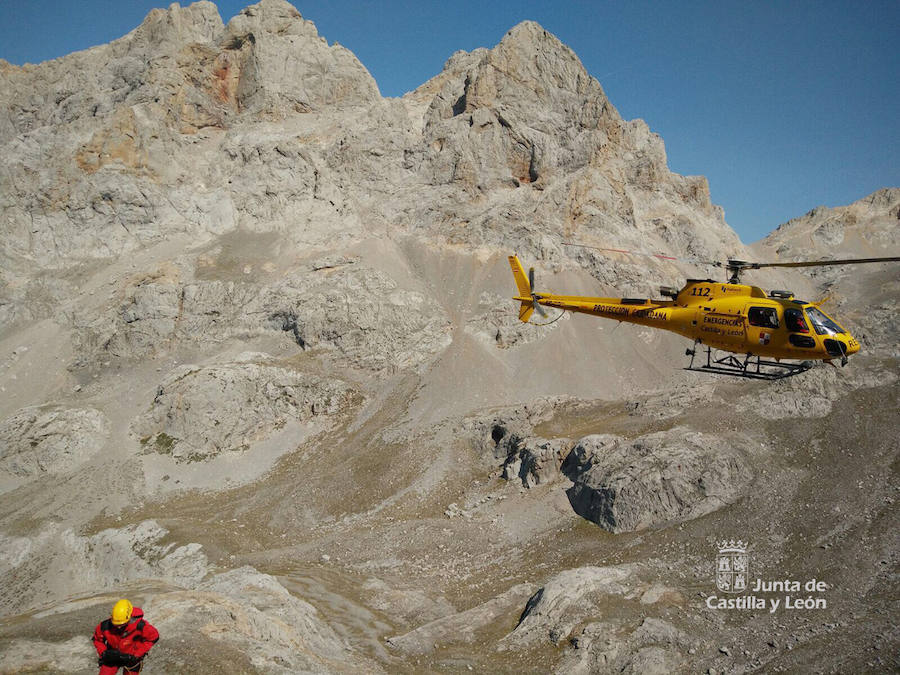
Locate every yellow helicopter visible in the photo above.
<box><xmin>509</xmin><ymin>248</ymin><xmax>900</xmax><ymax>379</ymax></box>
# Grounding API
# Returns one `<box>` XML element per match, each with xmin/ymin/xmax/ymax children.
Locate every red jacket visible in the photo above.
<box><xmin>92</xmin><ymin>607</ymin><xmax>159</xmax><ymax>659</ymax></box>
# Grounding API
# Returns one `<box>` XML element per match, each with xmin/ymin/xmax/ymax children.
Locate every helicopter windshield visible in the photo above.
<box><xmin>805</xmin><ymin>306</ymin><xmax>845</xmax><ymax>335</ymax></box>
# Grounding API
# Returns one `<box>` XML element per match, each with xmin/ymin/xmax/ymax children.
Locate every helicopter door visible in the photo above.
<box><xmin>746</xmin><ymin>305</ymin><xmax>780</xmax><ymax>350</ymax></box>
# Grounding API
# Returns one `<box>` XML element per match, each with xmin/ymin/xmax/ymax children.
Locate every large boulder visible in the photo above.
<box><xmin>500</xmin><ymin>565</ymin><xmax>635</xmax><ymax>648</ymax></box>
<box><xmin>561</xmin><ymin>430</ymin><xmax>754</xmax><ymax>532</ymax></box>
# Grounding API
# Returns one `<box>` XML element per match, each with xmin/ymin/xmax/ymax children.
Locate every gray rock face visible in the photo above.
<box><xmin>74</xmin><ymin>262</ymin><xmax>451</xmax><ymax>372</ymax></box>
<box><xmin>1</xmin><ymin>2</ymin><xmax>225</xmax><ymax>267</ymax></box>
<box><xmin>0</xmin><ymin>0</ymin><xmax>380</xmax><ymax>273</ymax></box>
<box><xmin>1</xmin><ymin>1</ymin><xmax>746</xmax><ymax>299</ymax></box>
<box><xmin>762</xmin><ymin>188</ymin><xmax>900</xmax><ymax>260</ymax></box>
<box><xmin>419</xmin><ymin>21</ymin><xmax>615</xmax><ymax>191</ymax></box>
<box><xmin>0</xmin><ymin>406</ymin><xmax>110</xmax><ymax>487</ymax></box>
<box><xmin>754</xmin><ymin>188</ymin><xmax>900</xmax><ymax>359</ymax></box>
<box><xmin>403</xmin><ymin>21</ymin><xmax>743</xmax><ymax>277</ymax></box>
<box><xmin>134</xmin><ymin>361</ymin><xmax>356</xmax><ymax>462</ymax></box>
<box><xmin>561</xmin><ymin>430</ymin><xmax>754</xmax><ymax>532</ymax></box>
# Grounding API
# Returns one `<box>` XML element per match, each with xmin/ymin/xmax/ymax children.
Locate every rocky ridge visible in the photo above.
<box><xmin>754</xmin><ymin>187</ymin><xmax>900</xmax><ymax>358</ymax></box>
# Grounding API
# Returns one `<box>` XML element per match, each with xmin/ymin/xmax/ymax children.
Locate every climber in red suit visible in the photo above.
<box><xmin>92</xmin><ymin>599</ymin><xmax>159</xmax><ymax>674</ymax></box>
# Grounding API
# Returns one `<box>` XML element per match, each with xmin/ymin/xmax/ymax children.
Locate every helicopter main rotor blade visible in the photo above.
<box><xmin>745</xmin><ymin>256</ymin><xmax>900</xmax><ymax>270</ymax></box>
<box><xmin>563</xmin><ymin>242</ymin><xmax>723</xmax><ymax>268</ymax></box>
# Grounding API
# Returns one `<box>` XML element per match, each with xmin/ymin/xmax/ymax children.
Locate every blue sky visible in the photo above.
<box><xmin>1</xmin><ymin>1</ymin><xmax>897</xmax><ymax>243</ymax></box>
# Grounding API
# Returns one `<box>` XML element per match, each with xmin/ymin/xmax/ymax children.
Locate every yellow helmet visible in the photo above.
<box><xmin>111</xmin><ymin>599</ymin><xmax>133</xmax><ymax>626</ymax></box>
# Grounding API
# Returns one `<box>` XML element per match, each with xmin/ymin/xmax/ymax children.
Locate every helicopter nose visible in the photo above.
<box><xmin>845</xmin><ymin>335</ymin><xmax>860</xmax><ymax>354</ymax></box>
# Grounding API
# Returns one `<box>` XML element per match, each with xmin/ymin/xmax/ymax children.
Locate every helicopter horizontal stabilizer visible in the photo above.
<box><xmin>509</xmin><ymin>255</ymin><xmax>536</xmax><ymax>322</ymax></box>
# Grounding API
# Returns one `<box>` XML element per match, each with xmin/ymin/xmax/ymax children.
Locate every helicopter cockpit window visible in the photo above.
<box><xmin>785</xmin><ymin>308</ymin><xmax>809</xmax><ymax>333</ymax></box>
<box><xmin>748</xmin><ymin>306</ymin><xmax>779</xmax><ymax>328</ymax></box>
<box><xmin>805</xmin><ymin>306</ymin><xmax>845</xmax><ymax>335</ymax></box>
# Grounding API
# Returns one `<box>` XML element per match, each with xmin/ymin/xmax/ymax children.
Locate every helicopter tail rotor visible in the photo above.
<box><xmin>528</xmin><ymin>267</ymin><xmax>548</xmax><ymax>317</ymax></box>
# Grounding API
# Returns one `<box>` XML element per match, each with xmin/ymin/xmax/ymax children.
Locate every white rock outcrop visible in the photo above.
<box><xmin>134</xmin><ymin>362</ymin><xmax>356</xmax><ymax>462</ymax></box>
<box><xmin>0</xmin><ymin>520</ymin><xmax>207</xmax><ymax>616</ymax></box>
<box><xmin>0</xmin><ymin>406</ymin><xmax>110</xmax><ymax>488</ymax></box>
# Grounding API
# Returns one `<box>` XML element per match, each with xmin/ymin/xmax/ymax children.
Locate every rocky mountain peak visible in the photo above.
<box><xmin>225</xmin><ymin>0</ymin><xmax>310</xmax><ymax>40</ymax></box>
<box><xmin>422</xmin><ymin>19</ymin><xmax>609</xmax><ymax>123</ymax></box>
<box><xmin>405</xmin><ymin>19</ymin><xmax>737</xmax><ymax>271</ymax></box>
<box><xmin>492</xmin><ymin>20</ymin><xmax>600</xmax><ymax>97</ymax></box>
<box><xmin>222</xmin><ymin>0</ymin><xmax>380</xmax><ymax>113</ymax></box>
<box><xmin>131</xmin><ymin>1</ymin><xmax>224</xmax><ymax>52</ymax></box>
<box><xmin>761</xmin><ymin>187</ymin><xmax>900</xmax><ymax>257</ymax></box>
<box><xmin>862</xmin><ymin>186</ymin><xmax>900</xmax><ymax>211</ymax></box>
<box><xmin>0</xmin><ymin>2</ymin><xmax>746</xmax><ymax>284</ymax></box>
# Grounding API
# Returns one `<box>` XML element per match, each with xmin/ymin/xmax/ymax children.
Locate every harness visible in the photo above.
<box><xmin>100</xmin><ymin>618</ymin><xmax>146</xmax><ymax>643</ymax></box>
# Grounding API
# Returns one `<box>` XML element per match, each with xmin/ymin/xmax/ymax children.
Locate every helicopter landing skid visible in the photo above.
<box><xmin>684</xmin><ymin>344</ymin><xmax>812</xmax><ymax>380</ymax></box>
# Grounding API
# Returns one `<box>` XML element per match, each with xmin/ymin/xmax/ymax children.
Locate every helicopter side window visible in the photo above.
<box><xmin>805</xmin><ymin>306</ymin><xmax>844</xmax><ymax>335</ymax></box>
<box><xmin>748</xmin><ymin>307</ymin><xmax>779</xmax><ymax>329</ymax></box>
<box><xmin>785</xmin><ymin>308</ymin><xmax>809</xmax><ymax>333</ymax></box>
